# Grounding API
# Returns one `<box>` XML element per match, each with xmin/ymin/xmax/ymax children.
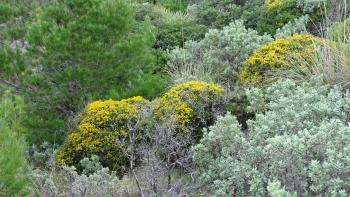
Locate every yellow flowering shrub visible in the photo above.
<box><xmin>56</xmin><ymin>96</ymin><xmax>149</xmax><ymax>171</ymax></box>
<box><xmin>265</xmin><ymin>0</ymin><xmax>286</xmax><ymax>11</ymax></box>
<box><xmin>55</xmin><ymin>123</ymin><xmax>126</xmax><ymax>172</ymax></box>
<box><xmin>240</xmin><ymin>34</ymin><xmax>322</xmax><ymax>86</ymax></box>
<box><xmin>153</xmin><ymin>81</ymin><xmax>224</xmax><ymax>136</ymax></box>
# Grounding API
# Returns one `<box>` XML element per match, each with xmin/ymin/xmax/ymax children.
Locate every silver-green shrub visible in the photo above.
<box><xmin>31</xmin><ymin>155</ymin><xmax>121</xmax><ymax>197</ymax></box>
<box><xmin>275</xmin><ymin>15</ymin><xmax>309</xmax><ymax>39</ymax></box>
<box><xmin>267</xmin><ymin>181</ymin><xmax>296</xmax><ymax>197</ymax></box>
<box><xmin>194</xmin><ymin>79</ymin><xmax>350</xmax><ymax>196</ymax></box>
<box><xmin>167</xmin><ymin>20</ymin><xmax>272</xmax><ymax>85</ymax></box>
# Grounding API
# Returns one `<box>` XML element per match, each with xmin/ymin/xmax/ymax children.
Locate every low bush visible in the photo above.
<box><xmin>32</xmin><ymin>155</ymin><xmax>121</xmax><ymax>197</ymax></box>
<box><xmin>153</xmin><ymin>81</ymin><xmax>224</xmax><ymax>138</ymax></box>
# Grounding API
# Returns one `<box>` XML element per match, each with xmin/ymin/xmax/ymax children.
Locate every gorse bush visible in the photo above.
<box><xmin>153</xmin><ymin>81</ymin><xmax>224</xmax><ymax>138</ymax></box>
<box><xmin>56</xmin><ymin>96</ymin><xmax>149</xmax><ymax>172</ymax></box>
<box><xmin>56</xmin><ymin>123</ymin><xmax>127</xmax><ymax>173</ymax></box>
<box><xmin>194</xmin><ymin>79</ymin><xmax>350</xmax><ymax>196</ymax></box>
<box><xmin>240</xmin><ymin>34</ymin><xmax>321</xmax><ymax>86</ymax></box>
<box><xmin>0</xmin><ymin>93</ymin><xmax>29</xmax><ymax>196</ymax></box>
<box><xmin>25</xmin><ymin>0</ymin><xmax>162</xmax><ymax>144</ymax></box>
<box><xmin>167</xmin><ymin>20</ymin><xmax>272</xmax><ymax>85</ymax></box>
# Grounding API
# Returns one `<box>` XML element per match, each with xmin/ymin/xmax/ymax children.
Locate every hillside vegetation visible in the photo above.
<box><xmin>1</xmin><ymin>0</ymin><xmax>350</xmax><ymax>196</ymax></box>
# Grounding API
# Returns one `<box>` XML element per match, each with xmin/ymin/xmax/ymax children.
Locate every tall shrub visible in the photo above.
<box><xmin>25</xmin><ymin>0</ymin><xmax>162</xmax><ymax>144</ymax></box>
<box><xmin>0</xmin><ymin>93</ymin><xmax>29</xmax><ymax>196</ymax></box>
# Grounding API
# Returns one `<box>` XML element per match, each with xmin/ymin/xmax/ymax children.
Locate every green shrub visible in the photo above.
<box><xmin>258</xmin><ymin>0</ymin><xmax>325</xmax><ymax>35</ymax></box>
<box><xmin>25</xmin><ymin>0</ymin><xmax>163</xmax><ymax>144</ymax></box>
<box><xmin>137</xmin><ymin>0</ymin><xmax>189</xmax><ymax>11</ymax></box>
<box><xmin>258</xmin><ymin>0</ymin><xmax>302</xmax><ymax>35</ymax></box>
<box><xmin>167</xmin><ymin>20</ymin><xmax>272</xmax><ymax>85</ymax></box>
<box><xmin>239</xmin><ymin>0</ymin><xmax>266</xmax><ymax>30</ymax></box>
<box><xmin>0</xmin><ymin>93</ymin><xmax>29</xmax><ymax>196</ymax></box>
<box><xmin>0</xmin><ymin>42</ymin><xmax>27</xmax><ymax>83</ymax></box>
<box><xmin>187</xmin><ymin>0</ymin><xmax>245</xmax><ymax>29</ymax></box>
<box><xmin>136</xmin><ymin>4</ymin><xmax>206</xmax><ymax>50</ymax></box>
<box><xmin>194</xmin><ymin>79</ymin><xmax>350</xmax><ymax>196</ymax></box>
<box><xmin>0</xmin><ymin>0</ymin><xmax>45</xmax><ymax>40</ymax></box>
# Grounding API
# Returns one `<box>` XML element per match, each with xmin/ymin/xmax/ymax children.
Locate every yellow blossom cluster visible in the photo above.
<box><xmin>153</xmin><ymin>81</ymin><xmax>224</xmax><ymax>134</ymax></box>
<box><xmin>265</xmin><ymin>0</ymin><xmax>284</xmax><ymax>11</ymax></box>
<box><xmin>55</xmin><ymin>122</ymin><xmax>125</xmax><ymax>170</ymax></box>
<box><xmin>82</xmin><ymin>96</ymin><xmax>149</xmax><ymax>136</ymax></box>
<box><xmin>56</xmin><ymin>96</ymin><xmax>149</xmax><ymax>171</ymax></box>
<box><xmin>240</xmin><ymin>34</ymin><xmax>322</xmax><ymax>85</ymax></box>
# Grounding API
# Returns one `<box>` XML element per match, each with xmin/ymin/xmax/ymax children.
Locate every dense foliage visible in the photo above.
<box><xmin>24</xmin><ymin>0</ymin><xmax>164</xmax><ymax>144</ymax></box>
<box><xmin>194</xmin><ymin>79</ymin><xmax>350</xmax><ymax>196</ymax></box>
<box><xmin>0</xmin><ymin>93</ymin><xmax>29</xmax><ymax>196</ymax></box>
<box><xmin>136</xmin><ymin>4</ymin><xmax>206</xmax><ymax>50</ymax></box>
